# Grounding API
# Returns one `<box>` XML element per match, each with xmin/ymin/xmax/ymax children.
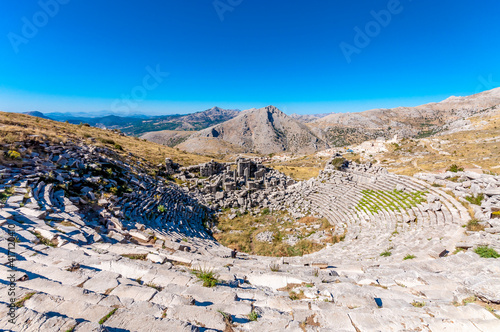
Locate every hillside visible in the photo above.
<box><xmin>177</xmin><ymin>105</ymin><xmax>329</xmax><ymax>155</ymax></box>
<box><xmin>289</xmin><ymin>112</ymin><xmax>330</xmax><ymax>123</ymax></box>
<box><xmin>0</xmin><ymin>111</ymin><xmax>214</xmax><ymax>167</ymax></box>
<box><xmin>311</xmin><ymin>87</ymin><xmax>500</xmax><ymax>146</ymax></box>
<box><xmin>140</xmin><ymin>130</ymin><xmax>193</xmax><ymax>147</ymax></box>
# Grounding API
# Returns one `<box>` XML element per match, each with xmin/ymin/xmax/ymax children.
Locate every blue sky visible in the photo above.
<box><xmin>1</xmin><ymin>0</ymin><xmax>499</xmax><ymax>115</ymax></box>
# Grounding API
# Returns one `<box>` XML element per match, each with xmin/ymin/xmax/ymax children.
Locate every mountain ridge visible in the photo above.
<box><xmin>178</xmin><ymin>105</ymin><xmax>329</xmax><ymax>154</ymax></box>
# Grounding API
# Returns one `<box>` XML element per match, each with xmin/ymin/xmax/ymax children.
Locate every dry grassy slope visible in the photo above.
<box><xmin>140</xmin><ymin>130</ymin><xmax>193</xmax><ymax>147</ymax></box>
<box><xmin>310</xmin><ymin>87</ymin><xmax>500</xmax><ymax>145</ymax></box>
<box><xmin>0</xmin><ymin>112</ymin><xmax>215</xmax><ymax>167</ymax></box>
<box><xmin>268</xmin><ymin>107</ymin><xmax>500</xmax><ymax>178</ymax></box>
<box><xmin>379</xmin><ymin>110</ymin><xmax>500</xmax><ymax>175</ymax></box>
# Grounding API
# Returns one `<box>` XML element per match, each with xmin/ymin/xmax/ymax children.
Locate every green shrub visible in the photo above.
<box><xmin>114</xmin><ymin>144</ymin><xmax>123</xmax><ymax>150</ymax></box>
<box><xmin>157</xmin><ymin>205</ymin><xmax>166</xmax><ymax>213</ymax></box>
<box><xmin>465</xmin><ymin>194</ymin><xmax>484</xmax><ymax>206</ymax></box>
<box><xmin>191</xmin><ymin>267</ymin><xmax>219</xmax><ymax>287</ymax></box>
<box><xmin>248</xmin><ymin>310</ymin><xmax>259</xmax><ymax>321</ymax></box>
<box><xmin>447</xmin><ymin>164</ymin><xmax>464</xmax><ymax>173</ymax></box>
<box><xmin>330</xmin><ymin>157</ymin><xmax>346</xmax><ymax>170</ymax></box>
<box><xmin>261</xmin><ymin>208</ymin><xmax>270</xmax><ymax>215</ymax></box>
<box><xmin>380</xmin><ymin>250</ymin><xmax>392</xmax><ymax>257</ymax></box>
<box><xmin>474</xmin><ymin>246</ymin><xmax>499</xmax><ymax>258</ymax></box>
<box><xmin>403</xmin><ymin>254</ymin><xmax>416</xmax><ymax>260</ymax></box>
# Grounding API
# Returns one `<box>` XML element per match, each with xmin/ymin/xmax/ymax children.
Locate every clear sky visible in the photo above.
<box><xmin>1</xmin><ymin>0</ymin><xmax>499</xmax><ymax>115</ymax></box>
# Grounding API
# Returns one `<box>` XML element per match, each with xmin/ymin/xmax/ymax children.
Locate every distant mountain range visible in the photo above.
<box><xmin>22</xmin><ymin>107</ymin><xmax>241</xmax><ymax>136</ymax></box>
<box><xmin>19</xmin><ymin>87</ymin><xmax>500</xmax><ymax>155</ymax></box>
<box><xmin>23</xmin><ymin>111</ymin><xmax>51</xmax><ymax>119</ymax></box>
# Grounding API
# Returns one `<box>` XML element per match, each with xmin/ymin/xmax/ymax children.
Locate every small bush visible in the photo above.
<box><xmin>465</xmin><ymin>219</ymin><xmax>485</xmax><ymax>232</ymax></box>
<box><xmin>403</xmin><ymin>254</ymin><xmax>416</xmax><ymax>260</ymax></box>
<box><xmin>261</xmin><ymin>208</ymin><xmax>270</xmax><ymax>215</ymax></box>
<box><xmin>191</xmin><ymin>267</ymin><xmax>219</xmax><ymax>287</ymax></box>
<box><xmin>380</xmin><ymin>250</ymin><xmax>392</xmax><ymax>257</ymax></box>
<box><xmin>474</xmin><ymin>245</ymin><xmax>500</xmax><ymax>258</ymax></box>
<box><xmin>157</xmin><ymin>205</ymin><xmax>166</xmax><ymax>213</ymax></box>
<box><xmin>447</xmin><ymin>164</ymin><xmax>464</xmax><ymax>173</ymax></box>
<box><xmin>465</xmin><ymin>194</ymin><xmax>484</xmax><ymax>206</ymax></box>
<box><xmin>114</xmin><ymin>144</ymin><xmax>123</xmax><ymax>150</ymax></box>
<box><xmin>330</xmin><ymin>157</ymin><xmax>346</xmax><ymax>170</ymax></box>
<box><xmin>248</xmin><ymin>310</ymin><xmax>259</xmax><ymax>321</ymax></box>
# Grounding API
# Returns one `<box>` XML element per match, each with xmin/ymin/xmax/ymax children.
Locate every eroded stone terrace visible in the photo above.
<box><xmin>1</xmin><ymin>140</ymin><xmax>499</xmax><ymax>331</ymax></box>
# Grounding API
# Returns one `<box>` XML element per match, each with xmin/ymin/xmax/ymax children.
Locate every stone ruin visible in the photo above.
<box><xmin>173</xmin><ymin>157</ymin><xmax>295</xmax><ymax>211</ymax></box>
<box><xmin>1</xmin><ymin>139</ymin><xmax>500</xmax><ymax>331</ymax></box>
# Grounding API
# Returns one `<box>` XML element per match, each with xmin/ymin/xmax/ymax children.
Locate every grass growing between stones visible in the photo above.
<box><xmin>465</xmin><ymin>219</ymin><xmax>485</xmax><ymax>232</ymax></box>
<box><xmin>214</xmin><ymin>211</ymin><xmax>335</xmax><ymax>257</ymax></box>
<box><xmin>33</xmin><ymin>232</ymin><xmax>57</xmax><ymax>247</ymax></box>
<box><xmin>355</xmin><ymin>189</ymin><xmax>427</xmax><ymax>215</ymax></box>
<box><xmin>465</xmin><ymin>194</ymin><xmax>484</xmax><ymax>206</ymax></box>
<box><xmin>120</xmin><ymin>253</ymin><xmax>148</xmax><ymax>260</ymax></box>
<box><xmin>191</xmin><ymin>267</ymin><xmax>219</xmax><ymax>287</ymax></box>
<box><xmin>0</xmin><ymin>186</ymin><xmax>14</xmax><ymax>203</ymax></box>
<box><xmin>380</xmin><ymin>249</ymin><xmax>392</xmax><ymax>257</ymax></box>
<box><xmin>99</xmin><ymin>308</ymin><xmax>118</xmax><ymax>325</ymax></box>
<box><xmin>411</xmin><ymin>301</ymin><xmax>426</xmax><ymax>307</ymax></box>
<box><xmin>474</xmin><ymin>245</ymin><xmax>500</xmax><ymax>258</ymax></box>
<box><xmin>145</xmin><ymin>282</ymin><xmax>162</xmax><ymax>291</ymax></box>
<box><xmin>14</xmin><ymin>292</ymin><xmax>36</xmax><ymax>307</ymax></box>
